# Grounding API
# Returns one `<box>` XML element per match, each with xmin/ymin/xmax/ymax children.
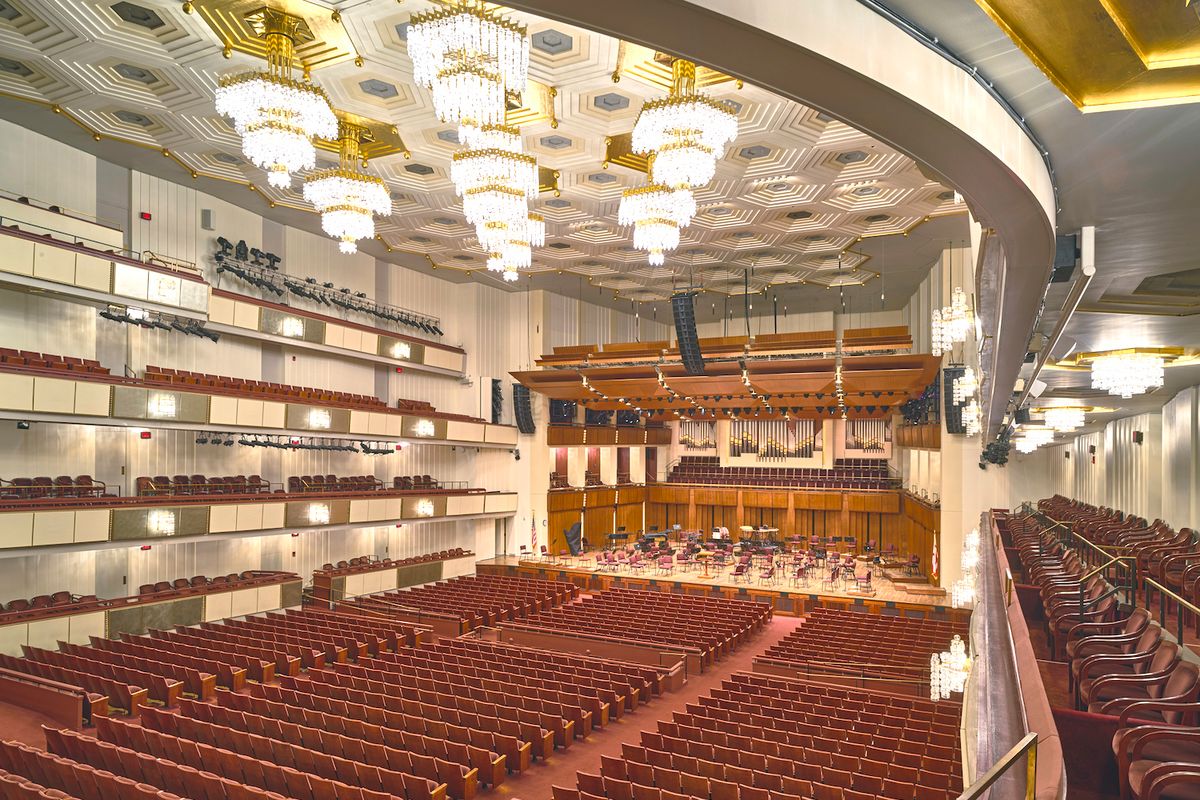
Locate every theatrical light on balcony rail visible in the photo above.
<box><xmin>1090</xmin><ymin>351</ymin><xmax>1165</xmax><ymax>399</ymax></box>
<box><xmin>214</xmin><ymin>9</ymin><xmax>336</xmax><ymax>188</ymax></box>
<box><xmin>408</xmin><ymin>1</ymin><xmax>528</xmax><ymax>128</ymax></box>
<box><xmin>303</xmin><ymin>121</ymin><xmax>392</xmax><ymax>254</ymax></box>
<box><xmin>632</xmin><ymin>59</ymin><xmax>738</xmax><ymax>190</ymax></box>
<box><xmin>1043</xmin><ymin>406</ymin><xmax>1086</xmax><ymax>432</ymax></box>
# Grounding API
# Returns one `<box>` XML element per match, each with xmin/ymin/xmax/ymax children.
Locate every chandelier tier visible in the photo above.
<box><xmin>303</xmin><ymin>121</ymin><xmax>392</xmax><ymax>254</ymax></box>
<box><xmin>632</xmin><ymin>59</ymin><xmax>738</xmax><ymax>190</ymax></box>
<box><xmin>1090</xmin><ymin>351</ymin><xmax>1165</xmax><ymax>399</ymax></box>
<box><xmin>478</xmin><ymin>212</ymin><xmax>544</xmax><ymax>252</ymax></box>
<box><xmin>952</xmin><ymin>367</ymin><xmax>978</xmax><ymax>405</ymax></box>
<box><xmin>408</xmin><ymin>2</ymin><xmax>529</xmax><ymax>128</ymax></box>
<box><xmin>1043</xmin><ymin>406</ymin><xmax>1086</xmax><ymax>432</ymax></box>
<box><xmin>618</xmin><ymin>180</ymin><xmax>696</xmax><ymax>266</ymax></box>
<box><xmin>215</xmin><ymin>10</ymin><xmax>336</xmax><ymax>189</ymax></box>
<box><xmin>450</xmin><ymin>145</ymin><xmax>538</xmax><ymax>199</ymax></box>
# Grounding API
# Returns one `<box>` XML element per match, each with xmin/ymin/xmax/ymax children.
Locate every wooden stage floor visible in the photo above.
<box><xmin>477</xmin><ymin>554</ymin><xmax>956</xmax><ymax>616</ymax></box>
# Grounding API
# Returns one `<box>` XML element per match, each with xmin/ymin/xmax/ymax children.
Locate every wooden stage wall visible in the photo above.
<box><xmin>546</xmin><ymin>485</ymin><xmax>941</xmax><ymax>584</ymax></box>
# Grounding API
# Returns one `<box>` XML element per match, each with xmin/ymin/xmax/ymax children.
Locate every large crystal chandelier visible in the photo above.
<box><xmin>215</xmin><ymin>10</ymin><xmax>337</xmax><ymax>189</ymax></box>
<box><xmin>618</xmin><ymin>180</ymin><xmax>696</xmax><ymax>266</ymax></box>
<box><xmin>1090</xmin><ymin>351</ymin><xmax>1165</xmax><ymax>399</ymax></box>
<box><xmin>1043</xmin><ymin>406</ymin><xmax>1085</xmax><ymax>433</ymax></box>
<box><xmin>632</xmin><ymin>59</ymin><xmax>738</xmax><ymax>189</ymax></box>
<box><xmin>303</xmin><ymin>121</ymin><xmax>392</xmax><ymax>254</ymax></box>
<box><xmin>408</xmin><ymin>2</ymin><xmax>528</xmax><ymax>128</ymax></box>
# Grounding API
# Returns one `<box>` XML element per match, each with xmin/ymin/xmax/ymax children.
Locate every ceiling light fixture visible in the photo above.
<box><xmin>632</xmin><ymin>59</ymin><xmax>738</xmax><ymax>189</ymax></box>
<box><xmin>1043</xmin><ymin>406</ymin><xmax>1086</xmax><ymax>432</ymax></box>
<box><xmin>303</xmin><ymin>120</ymin><xmax>392</xmax><ymax>254</ymax></box>
<box><xmin>1090</xmin><ymin>351</ymin><xmax>1165</xmax><ymax>399</ymax></box>
<box><xmin>952</xmin><ymin>367</ymin><xmax>977</xmax><ymax>405</ymax></box>
<box><xmin>408</xmin><ymin>2</ymin><xmax>528</xmax><ymax>128</ymax></box>
<box><xmin>214</xmin><ymin>9</ymin><xmax>336</xmax><ymax>188</ymax></box>
<box><xmin>618</xmin><ymin>178</ymin><xmax>696</xmax><ymax>266</ymax></box>
<box><xmin>931</xmin><ymin>243</ymin><xmax>974</xmax><ymax>357</ymax></box>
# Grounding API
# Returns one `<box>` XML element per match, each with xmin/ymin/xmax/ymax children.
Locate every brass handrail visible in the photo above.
<box><xmin>1077</xmin><ymin>555</ymin><xmax>1134</xmax><ymax>584</ymax></box>
<box><xmin>1144</xmin><ymin>577</ymin><xmax>1200</xmax><ymax>643</ymax></box>
<box><xmin>956</xmin><ymin>732</ymin><xmax>1038</xmax><ymax>800</ymax></box>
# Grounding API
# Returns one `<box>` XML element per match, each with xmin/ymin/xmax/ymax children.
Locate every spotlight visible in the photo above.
<box><xmin>195</xmin><ymin>434</ymin><xmax>209</xmax><ymax>444</ymax></box>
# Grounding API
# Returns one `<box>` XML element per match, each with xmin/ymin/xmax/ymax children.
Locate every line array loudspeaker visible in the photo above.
<box><xmin>512</xmin><ymin>383</ymin><xmax>536</xmax><ymax>435</ymax></box>
<box><xmin>490</xmin><ymin>379</ymin><xmax>503</xmax><ymax>425</ymax></box>
<box><xmin>672</xmin><ymin>292</ymin><xmax>705</xmax><ymax>375</ymax></box>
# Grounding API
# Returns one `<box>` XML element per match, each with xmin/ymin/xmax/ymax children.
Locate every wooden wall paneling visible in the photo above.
<box><xmin>548</xmin><ymin>509</ymin><xmax>581</xmax><ymax>555</ymax></box>
<box><xmin>616</xmin><ymin>502</ymin><xmax>643</xmax><ymax>536</ymax></box>
<box><xmin>547</xmin><ymin>491</ymin><xmax>584</xmax><ymax>512</ymax></box>
<box><xmin>583</xmin><ymin>505</ymin><xmax>615</xmax><ymax>542</ymax></box>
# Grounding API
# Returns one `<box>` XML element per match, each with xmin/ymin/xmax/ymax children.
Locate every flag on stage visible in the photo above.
<box><xmin>530</xmin><ymin>517</ymin><xmax>537</xmax><ymax>554</ymax></box>
<box><xmin>931</xmin><ymin>539</ymin><xmax>939</xmax><ymax>582</ymax></box>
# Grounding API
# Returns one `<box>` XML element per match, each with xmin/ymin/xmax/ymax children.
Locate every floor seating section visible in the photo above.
<box><xmin>666</xmin><ymin>457</ymin><xmax>897</xmax><ymax>491</ymax></box>
<box><xmin>755</xmin><ymin>607</ymin><xmax>969</xmax><ymax>687</ymax></box>
<box><xmin>556</xmin><ymin>672</ymin><xmax>962</xmax><ymax>800</ymax></box>
<box><xmin>0</xmin><ymin>476</ymin><xmax>110</xmax><ymax>499</ymax></box>
<box><xmin>144</xmin><ymin>366</ymin><xmax>387</xmax><ymax>410</ymax></box>
<box><xmin>0</xmin><ymin>349</ymin><xmax>108</xmax><ymax>375</ymax></box>
<box><xmin>509</xmin><ymin>588</ymin><xmax>772</xmax><ymax>667</ymax></box>
<box><xmin>318</xmin><ymin>550</ymin><xmax>471</xmax><ymax>574</ymax></box>
<box><xmin>135</xmin><ymin>474</ymin><xmax>272</xmax><ymax>496</ymax></box>
<box><xmin>339</xmin><ymin>574</ymin><xmax>578</xmax><ymax>630</ymax></box>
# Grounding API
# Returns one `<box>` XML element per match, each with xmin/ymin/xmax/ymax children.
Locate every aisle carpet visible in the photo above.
<box><xmin>491</xmin><ymin>614</ymin><xmax>805</xmax><ymax>800</ymax></box>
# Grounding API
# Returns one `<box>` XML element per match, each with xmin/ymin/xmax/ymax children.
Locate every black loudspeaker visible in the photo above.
<box><xmin>943</xmin><ymin>367</ymin><xmax>965</xmax><ymax>434</ymax></box>
<box><xmin>671</xmin><ymin>292</ymin><xmax>705</xmax><ymax>375</ymax></box>
<box><xmin>585</xmin><ymin>408</ymin><xmax>612</xmax><ymax>426</ymax></box>
<box><xmin>1089</xmin><ymin>444</ymin><xmax>1097</xmax><ymax>455</ymax></box>
<box><xmin>1065</xmin><ymin>451</ymin><xmax>1070</xmax><ymax>460</ymax></box>
<box><xmin>550</xmin><ymin>399</ymin><xmax>576</xmax><ymax>424</ymax></box>
<box><xmin>1015</xmin><ymin>408</ymin><xmax>1031</xmax><ymax>425</ymax></box>
<box><xmin>512</xmin><ymin>383</ymin><xmax>536</xmax><ymax>435</ymax></box>
<box><xmin>490</xmin><ymin>379</ymin><xmax>502</xmax><ymax>425</ymax></box>
<box><xmin>1133</xmin><ymin>430</ymin><xmax>1144</xmax><ymax>445</ymax></box>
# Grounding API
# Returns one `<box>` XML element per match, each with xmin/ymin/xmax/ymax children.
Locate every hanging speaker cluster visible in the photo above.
<box><xmin>512</xmin><ymin>383</ymin><xmax>536</xmax><ymax>435</ymax></box>
<box><xmin>490</xmin><ymin>379</ymin><xmax>503</xmax><ymax>424</ymax></box>
<box><xmin>671</xmin><ymin>292</ymin><xmax>705</xmax><ymax>375</ymax></box>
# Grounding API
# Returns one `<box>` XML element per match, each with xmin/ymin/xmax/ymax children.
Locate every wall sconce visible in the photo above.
<box><xmin>148</xmin><ymin>393</ymin><xmax>178</xmax><ymax>419</ymax></box>
<box><xmin>415</xmin><ymin>499</ymin><xmax>435</xmax><ymax>518</ymax></box>
<box><xmin>307</xmin><ymin>408</ymin><xmax>332</xmax><ymax>429</ymax></box>
<box><xmin>280</xmin><ymin>316</ymin><xmax>305</xmax><ymax>338</ymax></box>
<box><xmin>413</xmin><ymin>419</ymin><xmax>436</xmax><ymax>438</ymax></box>
<box><xmin>148</xmin><ymin>508</ymin><xmax>176</xmax><ymax>535</ymax></box>
<box><xmin>307</xmin><ymin>503</ymin><xmax>331</xmax><ymax>525</ymax></box>
<box><xmin>392</xmin><ymin>341</ymin><xmax>412</xmax><ymax>360</ymax></box>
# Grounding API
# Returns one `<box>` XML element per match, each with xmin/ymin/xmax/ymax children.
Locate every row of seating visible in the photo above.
<box><xmin>0</xmin><ymin>349</ymin><xmax>108</xmax><ymax>374</ymax></box>
<box><xmin>137</xmin><ymin>571</ymin><xmax>288</xmax><ymax>597</ymax></box>
<box><xmin>556</xmin><ymin>672</ymin><xmax>962</xmax><ymax>800</ymax></box>
<box><xmin>0</xmin><ymin>476</ymin><xmax>110</xmax><ymax>499</ymax></box>
<box><xmin>136</xmin><ymin>475</ymin><xmax>272</xmax><ymax>497</ymax></box>
<box><xmin>756</xmin><ymin>607</ymin><xmax>969</xmax><ymax>684</ymax></box>
<box><xmin>144</xmin><ymin>366</ymin><xmax>387</xmax><ymax>410</ymax></box>
<box><xmin>340</xmin><ymin>574</ymin><xmax>578</xmax><ymax>630</ymax></box>
<box><xmin>318</xmin><ymin>550</ymin><xmax>471</xmax><ymax>574</ymax></box>
<box><xmin>667</xmin><ymin>457</ymin><xmax>896</xmax><ymax>490</ymax></box>
<box><xmin>284</xmin><ymin>475</ymin><xmax>445</xmax><ymax>493</ymax></box>
<box><xmin>1</xmin><ymin>591</ymin><xmax>97</xmax><ymax>615</ymax></box>
<box><xmin>512</xmin><ymin>588</ymin><xmax>771</xmax><ymax>666</ymax></box>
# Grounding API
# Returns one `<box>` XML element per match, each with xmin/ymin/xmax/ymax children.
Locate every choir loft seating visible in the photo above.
<box><xmin>560</xmin><ymin>672</ymin><xmax>962</xmax><ymax>800</ymax></box>
<box><xmin>338</xmin><ymin>574</ymin><xmax>578</xmax><ymax>632</ymax></box>
<box><xmin>144</xmin><ymin>366</ymin><xmax>386</xmax><ymax>410</ymax></box>
<box><xmin>136</xmin><ymin>474</ymin><xmax>274</xmax><ymax>496</ymax></box>
<box><xmin>754</xmin><ymin>607</ymin><xmax>970</xmax><ymax>692</ymax></box>
<box><xmin>318</xmin><ymin>549</ymin><xmax>471</xmax><ymax>574</ymax></box>
<box><xmin>505</xmin><ymin>588</ymin><xmax>772</xmax><ymax>669</ymax></box>
<box><xmin>137</xmin><ymin>571</ymin><xmax>290</xmax><ymax>598</ymax></box>
<box><xmin>667</xmin><ymin>456</ymin><xmax>897</xmax><ymax>490</ymax></box>
<box><xmin>0</xmin><ymin>476</ymin><xmax>111</xmax><ymax>499</ymax></box>
<box><xmin>286</xmin><ymin>475</ymin><xmax>454</xmax><ymax>493</ymax></box>
<box><xmin>0</xmin><ymin>349</ymin><xmax>108</xmax><ymax>374</ymax></box>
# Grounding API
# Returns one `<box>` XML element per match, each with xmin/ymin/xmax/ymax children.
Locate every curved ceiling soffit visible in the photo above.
<box><xmin>503</xmin><ymin>0</ymin><xmax>1057</xmax><ymax>437</ymax></box>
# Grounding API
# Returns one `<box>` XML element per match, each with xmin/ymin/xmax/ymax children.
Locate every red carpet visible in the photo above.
<box><xmin>489</xmin><ymin>614</ymin><xmax>804</xmax><ymax>800</ymax></box>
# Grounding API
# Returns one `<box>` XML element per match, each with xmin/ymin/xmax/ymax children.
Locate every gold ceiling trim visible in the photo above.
<box><xmin>186</xmin><ymin>0</ymin><xmax>359</xmax><ymax>70</ymax></box>
<box><xmin>603</xmin><ymin>132</ymin><xmax>648</xmax><ymax>174</ymax></box>
<box><xmin>975</xmin><ymin>0</ymin><xmax>1200</xmax><ymax>111</ymax></box>
<box><xmin>538</xmin><ymin>166</ymin><xmax>561</xmax><ymax>196</ymax></box>
<box><xmin>316</xmin><ymin>111</ymin><xmax>409</xmax><ymax>162</ymax></box>
<box><xmin>611</xmin><ymin>41</ymin><xmax>741</xmax><ymax>89</ymax></box>
<box><xmin>506</xmin><ymin>80</ymin><xmax>559</xmax><ymax>129</ymax></box>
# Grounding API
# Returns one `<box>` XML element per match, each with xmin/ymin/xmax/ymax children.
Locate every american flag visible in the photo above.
<box><xmin>530</xmin><ymin>517</ymin><xmax>537</xmax><ymax>553</ymax></box>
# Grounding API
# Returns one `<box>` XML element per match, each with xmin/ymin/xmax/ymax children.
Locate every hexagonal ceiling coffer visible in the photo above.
<box><xmin>114</xmin><ymin>63</ymin><xmax>157</xmax><ymax>84</ymax></box>
<box><xmin>114</xmin><ymin>110</ymin><xmax>153</xmax><ymax>127</ymax></box>
<box><xmin>835</xmin><ymin>150</ymin><xmax>868</xmax><ymax>164</ymax></box>
<box><xmin>110</xmin><ymin>2</ymin><xmax>164</xmax><ymax>29</ymax></box>
<box><xmin>587</xmin><ymin>173</ymin><xmax>616</xmax><ymax>184</ymax></box>
<box><xmin>786</xmin><ymin>210</ymin><xmax>812</xmax><ymax>220</ymax></box>
<box><xmin>359</xmin><ymin>78</ymin><xmax>398</xmax><ymax>99</ymax></box>
<box><xmin>436</xmin><ymin>129</ymin><xmax>460</xmax><ymax>144</ymax></box>
<box><xmin>531</xmin><ymin>29</ymin><xmax>573</xmax><ymax>55</ymax></box>
<box><xmin>0</xmin><ymin>1</ymin><xmax>20</xmax><ymax>22</ymax></box>
<box><xmin>739</xmin><ymin>145</ymin><xmax>771</xmax><ymax>160</ymax></box>
<box><xmin>404</xmin><ymin>163</ymin><xmax>434</xmax><ymax>175</ymax></box>
<box><xmin>539</xmin><ymin>134</ymin><xmax>572</xmax><ymax>150</ymax></box>
<box><xmin>592</xmin><ymin>92</ymin><xmax>630</xmax><ymax>112</ymax></box>
<box><xmin>0</xmin><ymin>57</ymin><xmax>31</xmax><ymax>77</ymax></box>
<box><xmin>543</xmin><ymin>199</ymin><xmax>570</xmax><ymax>208</ymax></box>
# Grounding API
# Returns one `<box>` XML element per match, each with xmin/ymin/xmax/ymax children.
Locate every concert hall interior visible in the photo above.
<box><xmin>0</xmin><ymin>1</ymin><xmax>1198</xmax><ymax>799</ymax></box>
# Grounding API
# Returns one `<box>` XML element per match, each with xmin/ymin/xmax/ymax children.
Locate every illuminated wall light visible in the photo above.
<box><xmin>307</xmin><ymin>408</ymin><xmax>332</xmax><ymax>429</ymax></box>
<box><xmin>413</xmin><ymin>419</ymin><xmax>436</xmax><ymax>438</ymax></box>
<box><xmin>415</xmin><ymin>499</ymin><xmax>435</xmax><ymax>517</ymax></box>
<box><xmin>392</xmin><ymin>341</ymin><xmax>412</xmax><ymax>360</ymax></box>
<box><xmin>307</xmin><ymin>503</ymin><xmax>331</xmax><ymax>525</ymax></box>
<box><xmin>147</xmin><ymin>393</ymin><xmax>178</xmax><ymax>419</ymax></box>
<box><xmin>148</xmin><ymin>509</ymin><xmax>176</xmax><ymax>535</ymax></box>
<box><xmin>280</xmin><ymin>316</ymin><xmax>306</xmax><ymax>338</ymax></box>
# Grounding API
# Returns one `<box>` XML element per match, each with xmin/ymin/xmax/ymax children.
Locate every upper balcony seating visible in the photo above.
<box><xmin>136</xmin><ymin>571</ymin><xmax>286</xmax><ymax>598</ymax></box>
<box><xmin>286</xmin><ymin>474</ymin><xmax>384</xmax><ymax>493</ymax></box>
<box><xmin>0</xmin><ymin>475</ymin><xmax>110</xmax><ymax>499</ymax></box>
<box><xmin>397</xmin><ymin>397</ymin><xmax>437</xmax><ymax>414</ymax></box>
<box><xmin>144</xmin><ymin>365</ymin><xmax>386</xmax><ymax>410</ymax></box>
<box><xmin>514</xmin><ymin>588</ymin><xmax>772</xmax><ymax>667</ymax></box>
<box><xmin>550</xmin><ymin>472</ymin><xmax>570</xmax><ymax>489</ymax></box>
<box><xmin>667</xmin><ymin>456</ymin><xmax>895</xmax><ymax>490</ymax></box>
<box><xmin>318</xmin><ymin>549</ymin><xmax>471</xmax><ymax>575</ymax></box>
<box><xmin>135</xmin><ymin>474</ymin><xmax>272</xmax><ymax>497</ymax></box>
<box><xmin>0</xmin><ymin>348</ymin><xmax>108</xmax><ymax>375</ymax></box>
<box><xmin>393</xmin><ymin>475</ymin><xmax>440</xmax><ymax>490</ymax></box>
<box><xmin>1</xmin><ymin>590</ymin><xmax>97</xmax><ymax>615</ymax></box>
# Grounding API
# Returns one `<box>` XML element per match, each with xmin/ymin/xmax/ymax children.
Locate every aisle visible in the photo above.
<box><xmin>494</xmin><ymin>614</ymin><xmax>805</xmax><ymax>800</ymax></box>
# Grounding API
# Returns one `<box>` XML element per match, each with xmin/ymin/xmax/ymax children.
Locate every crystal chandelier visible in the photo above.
<box><xmin>632</xmin><ymin>59</ymin><xmax>738</xmax><ymax>189</ymax></box>
<box><xmin>215</xmin><ymin>9</ymin><xmax>337</xmax><ymax>188</ymax></box>
<box><xmin>478</xmin><ymin>212</ymin><xmax>544</xmax><ymax>252</ymax></box>
<box><xmin>1043</xmin><ymin>406</ymin><xmax>1086</xmax><ymax>432</ymax></box>
<box><xmin>952</xmin><ymin>367</ymin><xmax>977</xmax><ymax>404</ymax></box>
<box><xmin>930</xmin><ymin>245</ymin><xmax>974</xmax><ymax>357</ymax></box>
<box><xmin>303</xmin><ymin>121</ymin><xmax>392</xmax><ymax>254</ymax></box>
<box><xmin>1013</xmin><ymin>425</ymin><xmax>1055</xmax><ymax>453</ymax></box>
<box><xmin>962</xmin><ymin>399</ymin><xmax>980</xmax><ymax>437</ymax></box>
<box><xmin>618</xmin><ymin>180</ymin><xmax>696</xmax><ymax>266</ymax></box>
<box><xmin>1090</xmin><ymin>351</ymin><xmax>1165</xmax><ymax>399</ymax></box>
<box><xmin>450</xmin><ymin>125</ymin><xmax>538</xmax><ymax>198</ymax></box>
<box><xmin>408</xmin><ymin>1</ymin><xmax>529</xmax><ymax>128</ymax></box>
<box><xmin>930</xmin><ymin>635</ymin><xmax>970</xmax><ymax>700</ymax></box>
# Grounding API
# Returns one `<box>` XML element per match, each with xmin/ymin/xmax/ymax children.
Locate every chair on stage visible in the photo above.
<box><xmin>628</xmin><ymin>552</ymin><xmax>646</xmax><ymax>574</ymax></box>
<box><xmin>822</xmin><ymin>565</ymin><xmax>841</xmax><ymax>592</ymax></box>
<box><xmin>730</xmin><ymin>561</ymin><xmax>750</xmax><ymax>583</ymax></box>
<box><xmin>656</xmin><ymin>555</ymin><xmax>674</xmax><ymax>575</ymax></box>
<box><xmin>676</xmin><ymin>550</ymin><xmax>693</xmax><ymax>572</ymax></box>
<box><xmin>519</xmin><ymin>545</ymin><xmax>530</xmax><ymax>559</ymax></box>
<box><xmin>759</xmin><ymin>564</ymin><xmax>776</xmax><ymax>586</ymax></box>
<box><xmin>790</xmin><ymin>563</ymin><xmax>809</xmax><ymax>588</ymax></box>
<box><xmin>854</xmin><ymin>569</ymin><xmax>873</xmax><ymax>594</ymax></box>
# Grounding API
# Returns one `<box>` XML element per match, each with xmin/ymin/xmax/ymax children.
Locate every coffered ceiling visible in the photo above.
<box><xmin>0</xmin><ymin>0</ymin><xmax>965</xmax><ymax>302</ymax></box>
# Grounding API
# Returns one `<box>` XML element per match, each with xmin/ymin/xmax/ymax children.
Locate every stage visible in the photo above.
<box><xmin>476</xmin><ymin>554</ymin><xmax>959</xmax><ymax>620</ymax></box>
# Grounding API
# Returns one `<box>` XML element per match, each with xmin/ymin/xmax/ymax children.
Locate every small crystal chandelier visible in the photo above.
<box><xmin>618</xmin><ymin>178</ymin><xmax>696</xmax><ymax>266</ymax></box>
<box><xmin>303</xmin><ymin>121</ymin><xmax>392</xmax><ymax>254</ymax></box>
<box><xmin>962</xmin><ymin>399</ymin><xmax>981</xmax><ymax>437</ymax></box>
<box><xmin>1013</xmin><ymin>425</ymin><xmax>1055</xmax><ymax>453</ymax></box>
<box><xmin>930</xmin><ymin>635</ymin><xmax>970</xmax><ymax>700</ymax></box>
<box><xmin>632</xmin><ymin>59</ymin><xmax>738</xmax><ymax>189</ymax></box>
<box><xmin>1043</xmin><ymin>406</ymin><xmax>1086</xmax><ymax>432</ymax></box>
<box><xmin>478</xmin><ymin>212</ymin><xmax>544</xmax><ymax>252</ymax></box>
<box><xmin>930</xmin><ymin>244</ymin><xmax>974</xmax><ymax>356</ymax></box>
<box><xmin>408</xmin><ymin>1</ymin><xmax>529</xmax><ymax>128</ymax></box>
<box><xmin>1090</xmin><ymin>351</ymin><xmax>1165</xmax><ymax>399</ymax></box>
<box><xmin>215</xmin><ymin>9</ymin><xmax>337</xmax><ymax>188</ymax></box>
<box><xmin>952</xmin><ymin>367</ymin><xmax>977</xmax><ymax>405</ymax></box>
